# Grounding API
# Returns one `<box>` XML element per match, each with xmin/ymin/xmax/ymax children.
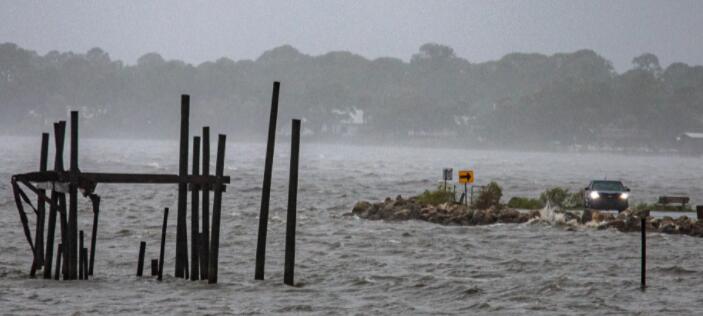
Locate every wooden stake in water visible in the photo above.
<box><xmin>191</xmin><ymin>136</ymin><xmax>201</xmax><ymax>281</ymax></box>
<box><xmin>255</xmin><ymin>81</ymin><xmax>280</xmax><ymax>280</ymax></box>
<box><xmin>44</xmin><ymin>123</ymin><xmax>65</xmax><ymax>279</ymax></box>
<box><xmin>208</xmin><ymin>134</ymin><xmax>226</xmax><ymax>284</ymax></box>
<box><xmin>68</xmin><ymin>111</ymin><xmax>79</xmax><ymax>280</ymax></box>
<box><xmin>159</xmin><ymin>207</ymin><xmax>169</xmax><ymax>281</ymax></box>
<box><xmin>200</xmin><ymin>127</ymin><xmax>210</xmax><ymax>280</ymax></box>
<box><xmin>79</xmin><ymin>230</ymin><xmax>84</xmax><ymax>280</ymax></box>
<box><xmin>176</xmin><ymin>95</ymin><xmax>190</xmax><ymax>278</ymax></box>
<box><xmin>284</xmin><ymin>119</ymin><xmax>301</xmax><ymax>286</ymax></box>
<box><xmin>88</xmin><ymin>195</ymin><xmax>100</xmax><ymax>276</ymax></box>
<box><xmin>641</xmin><ymin>215</ymin><xmax>646</xmax><ymax>290</ymax></box>
<box><xmin>54</xmin><ymin>243</ymin><xmax>62</xmax><ymax>280</ymax></box>
<box><xmin>32</xmin><ymin>133</ymin><xmax>49</xmax><ymax>276</ymax></box>
<box><xmin>137</xmin><ymin>241</ymin><xmax>146</xmax><ymax>277</ymax></box>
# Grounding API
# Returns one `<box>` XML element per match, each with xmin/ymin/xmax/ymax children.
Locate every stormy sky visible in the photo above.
<box><xmin>1</xmin><ymin>0</ymin><xmax>702</xmax><ymax>71</ymax></box>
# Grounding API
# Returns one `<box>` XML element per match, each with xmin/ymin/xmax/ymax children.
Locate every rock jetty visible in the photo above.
<box><xmin>351</xmin><ymin>195</ymin><xmax>703</xmax><ymax>238</ymax></box>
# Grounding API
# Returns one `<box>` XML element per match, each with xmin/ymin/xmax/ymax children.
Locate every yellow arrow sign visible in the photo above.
<box><xmin>458</xmin><ymin>170</ymin><xmax>474</xmax><ymax>184</ymax></box>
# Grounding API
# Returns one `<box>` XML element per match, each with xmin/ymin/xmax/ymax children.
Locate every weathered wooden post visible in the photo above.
<box><xmin>88</xmin><ymin>195</ymin><xmax>100</xmax><ymax>276</ymax></box>
<box><xmin>159</xmin><ymin>207</ymin><xmax>169</xmax><ymax>281</ymax></box>
<box><xmin>176</xmin><ymin>95</ymin><xmax>190</xmax><ymax>278</ymax></box>
<box><xmin>208</xmin><ymin>134</ymin><xmax>226</xmax><ymax>284</ymax></box>
<box><xmin>151</xmin><ymin>259</ymin><xmax>159</xmax><ymax>276</ymax></box>
<box><xmin>79</xmin><ymin>230</ymin><xmax>84</xmax><ymax>279</ymax></box>
<box><xmin>43</xmin><ymin>123</ymin><xmax>64</xmax><ymax>279</ymax></box>
<box><xmin>191</xmin><ymin>136</ymin><xmax>201</xmax><ymax>281</ymax></box>
<box><xmin>81</xmin><ymin>247</ymin><xmax>88</xmax><ymax>280</ymax></box>
<box><xmin>54</xmin><ymin>244</ymin><xmax>62</xmax><ymax>280</ymax></box>
<box><xmin>697</xmin><ymin>205</ymin><xmax>703</xmax><ymax>220</ymax></box>
<box><xmin>137</xmin><ymin>241</ymin><xmax>146</xmax><ymax>277</ymax></box>
<box><xmin>284</xmin><ymin>119</ymin><xmax>301</xmax><ymax>286</ymax></box>
<box><xmin>255</xmin><ymin>81</ymin><xmax>280</xmax><ymax>280</ymax></box>
<box><xmin>30</xmin><ymin>133</ymin><xmax>49</xmax><ymax>277</ymax></box>
<box><xmin>68</xmin><ymin>111</ymin><xmax>79</xmax><ymax>280</ymax></box>
<box><xmin>200</xmin><ymin>127</ymin><xmax>210</xmax><ymax>280</ymax></box>
<box><xmin>641</xmin><ymin>214</ymin><xmax>647</xmax><ymax>290</ymax></box>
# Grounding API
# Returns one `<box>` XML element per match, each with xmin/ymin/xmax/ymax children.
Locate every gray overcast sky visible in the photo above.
<box><xmin>1</xmin><ymin>0</ymin><xmax>702</xmax><ymax>72</ymax></box>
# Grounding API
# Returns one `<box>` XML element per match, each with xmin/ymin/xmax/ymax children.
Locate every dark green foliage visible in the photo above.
<box><xmin>416</xmin><ymin>188</ymin><xmax>455</xmax><ymax>205</ymax></box>
<box><xmin>507</xmin><ymin>196</ymin><xmax>544</xmax><ymax>209</ymax></box>
<box><xmin>539</xmin><ymin>187</ymin><xmax>584</xmax><ymax>209</ymax></box>
<box><xmin>2</xmin><ymin>42</ymin><xmax>703</xmax><ymax>148</ymax></box>
<box><xmin>472</xmin><ymin>181</ymin><xmax>502</xmax><ymax>210</ymax></box>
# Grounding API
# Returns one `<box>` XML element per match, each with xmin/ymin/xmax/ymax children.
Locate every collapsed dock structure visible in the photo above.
<box><xmin>10</xmin><ymin>95</ymin><xmax>230</xmax><ymax>283</ymax></box>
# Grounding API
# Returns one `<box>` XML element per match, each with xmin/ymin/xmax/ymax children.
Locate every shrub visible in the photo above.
<box><xmin>416</xmin><ymin>188</ymin><xmax>455</xmax><ymax>205</ymax></box>
<box><xmin>539</xmin><ymin>187</ymin><xmax>584</xmax><ymax>209</ymax></box>
<box><xmin>507</xmin><ymin>196</ymin><xmax>544</xmax><ymax>209</ymax></box>
<box><xmin>539</xmin><ymin>187</ymin><xmax>570</xmax><ymax>208</ymax></box>
<box><xmin>472</xmin><ymin>181</ymin><xmax>502</xmax><ymax>210</ymax></box>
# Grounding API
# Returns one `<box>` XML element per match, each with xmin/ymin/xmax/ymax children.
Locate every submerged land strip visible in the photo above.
<box><xmin>351</xmin><ymin>195</ymin><xmax>703</xmax><ymax>238</ymax></box>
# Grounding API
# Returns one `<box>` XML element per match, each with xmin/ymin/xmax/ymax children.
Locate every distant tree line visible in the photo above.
<box><xmin>1</xmin><ymin>42</ymin><xmax>702</xmax><ymax>148</ymax></box>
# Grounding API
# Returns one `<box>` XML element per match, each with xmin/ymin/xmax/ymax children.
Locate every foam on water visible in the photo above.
<box><xmin>1</xmin><ymin>136</ymin><xmax>703</xmax><ymax>314</ymax></box>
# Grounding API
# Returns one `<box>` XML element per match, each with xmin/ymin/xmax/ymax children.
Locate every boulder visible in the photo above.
<box><xmin>352</xmin><ymin>201</ymin><xmax>372</xmax><ymax>217</ymax></box>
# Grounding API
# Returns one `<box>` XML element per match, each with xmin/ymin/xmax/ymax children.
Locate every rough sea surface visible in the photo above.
<box><xmin>1</xmin><ymin>136</ymin><xmax>703</xmax><ymax>315</ymax></box>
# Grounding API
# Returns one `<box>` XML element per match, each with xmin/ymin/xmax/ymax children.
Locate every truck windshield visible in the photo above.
<box><xmin>592</xmin><ymin>181</ymin><xmax>625</xmax><ymax>191</ymax></box>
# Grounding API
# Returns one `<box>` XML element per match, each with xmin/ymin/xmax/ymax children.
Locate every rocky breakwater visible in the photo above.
<box><xmin>352</xmin><ymin>195</ymin><xmax>703</xmax><ymax>238</ymax></box>
<box><xmin>351</xmin><ymin>195</ymin><xmax>539</xmax><ymax>226</ymax></box>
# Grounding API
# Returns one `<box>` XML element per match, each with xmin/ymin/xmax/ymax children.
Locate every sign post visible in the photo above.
<box><xmin>458</xmin><ymin>170</ymin><xmax>474</xmax><ymax>206</ymax></box>
<box><xmin>442</xmin><ymin>168</ymin><xmax>453</xmax><ymax>191</ymax></box>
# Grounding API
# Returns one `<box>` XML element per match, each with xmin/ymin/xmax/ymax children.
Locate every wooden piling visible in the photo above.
<box><xmin>697</xmin><ymin>205</ymin><xmax>703</xmax><ymax>220</ymax></box>
<box><xmin>255</xmin><ymin>81</ymin><xmax>280</xmax><ymax>280</ymax></box>
<box><xmin>200</xmin><ymin>126</ymin><xmax>210</xmax><ymax>280</ymax></box>
<box><xmin>208</xmin><ymin>134</ymin><xmax>226</xmax><ymax>284</ymax></box>
<box><xmin>191</xmin><ymin>136</ymin><xmax>201</xmax><ymax>281</ymax></box>
<box><xmin>43</xmin><ymin>123</ymin><xmax>65</xmax><ymax>279</ymax></box>
<box><xmin>137</xmin><ymin>241</ymin><xmax>146</xmax><ymax>277</ymax></box>
<box><xmin>88</xmin><ymin>195</ymin><xmax>100</xmax><ymax>276</ymax></box>
<box><xmin>32</xmin><ymin>133</ymin><xmax>49</xmax><ymax>275</ymax></box>
<box><xmin>151</xmin><ymin>259</ymin><xmax>159</xmax><ymax>276</ymax></box>
<box><xmin>54</xmin><ymin>244</ymin><xmax>62</xmax><ymax>280</ymax></box>
<box><xmin>82</xmin><ymin>247</ymin><xmax>88</xmax><ymax>280</ymax></box>
<box><xmin>68</xmin><ymin>111</ymin><xmax>79</xmax><ymax>280</ymax></box>
<box><xmin>284</xmin><ymin>119</ymin><xmax>301</xmax><ymax>286</ymax></box>
<box><xmin>641</xmin><ymin>215</ymin><xmax>646</xmax><ymax>290</ymax></box>
<box><xmin>159</xmin><ymin>207</ymin><xmax>169</xmax><ymax>281</ymax></box>
<box><xmin>176</xmin><ymin>95</ymin><xmax>190</xmax><ymax>278</ymax></box>
<box><xmin>79</xmin><ymin>230</ymin><xmax>84</xmax><ymax>279</ymax></box>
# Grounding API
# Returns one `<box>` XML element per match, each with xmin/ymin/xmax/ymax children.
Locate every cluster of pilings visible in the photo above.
<box><xmin>11</xmin><ymin>81</ymin><xmax>302</xmax><ymax>286</ymax></box>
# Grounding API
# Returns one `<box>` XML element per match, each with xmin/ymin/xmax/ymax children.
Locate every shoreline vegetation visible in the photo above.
<box><xmin>3</xmin><ymin>42</ymin><xmax>703</xmax><ymax>153</ymax></box>
<box><xmin>351</xmin><ymin>183</ymin><xmax>703</xmax><ymax>237</ymax></box>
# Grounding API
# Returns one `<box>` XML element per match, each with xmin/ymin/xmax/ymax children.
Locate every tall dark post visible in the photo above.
<box><xmin>78</xmin><ymin>230</ymin><xmax>84</xmax><ymax>280</ymax></box>
<box><xmin>200</xmin><ymin>127</ymin><xmax>210</xmax><ymax>280</ymax></box>
<box><xmin>284</xmin><ymin>119</ymin><xmax>301</xmax><ymax>286</ymax></box>
<box><xmin>137</xmin><ymin>241</ymin><xmax>146</xmax><ymax>277</ymax></box>
<box><xmin>68</xmin><ymin>111</ymin><xmax>79</xmax><ymax>280</ymax></box>
<box><xmin>44</xmin><ymin>123</ymin><xmax>65</xmax><ymax>279</ymax></box>
<box><xmin>151</xmin><ymin>259</ymin><xmax>159</xmax><ymax>276</ymax></box>
<box><xmin>88</xmin><ymin>195</ymin><xmax>100</xmax><ymax>276</ymax></box>
<box><xmin>641</xmin><ymin>215</ymin><xmax>646</xmax><ymax>290</ymax></box>
<box><xmin>208</xmin><ymin>134</ymin><xmax>226</xmax><ymax>284</ymax></box>
<box><xmin>32</xmin><ymin>133</ymin><xmax>49</xmax><ymax>275</ymax></box>
<box><xmin>255</xmin><ymin>81</ymin><xmax>280</xmax><ymax>280</ymax></box>
<box><xmin>54</xmin><ymin>244</ymin><xmax>62</xmax><ymax>280</ymax></box>
<box><xmin>176</xmin><ymin>95</ymin><xmax>190</xmax><ymax>278</ymax></box>
<box><xmin>159</xmin><ymin>207</ymin><xmax>169</xmax><ymax>281</ymax></box>
<box><xmin>191</xmin><ymin>136</ymin><xmax>201</xmax><ymax>281</ymax></box>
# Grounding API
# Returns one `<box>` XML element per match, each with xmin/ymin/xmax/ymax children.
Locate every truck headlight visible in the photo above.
<box><xmin>590</xmin><ymin>191</ymin><xmax>600</xmax><ymax>199</ymax></box>
<box><xmin>620</xmin><ymin>193</ymin><xmax>629</xmax><ymax>200</ymax></box>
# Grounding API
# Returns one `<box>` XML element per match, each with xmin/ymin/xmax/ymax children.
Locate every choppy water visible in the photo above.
<box><xmin>1</xmin><ymin>136</ymin><xmax>703</xmax><ymax>315</ymax></box>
